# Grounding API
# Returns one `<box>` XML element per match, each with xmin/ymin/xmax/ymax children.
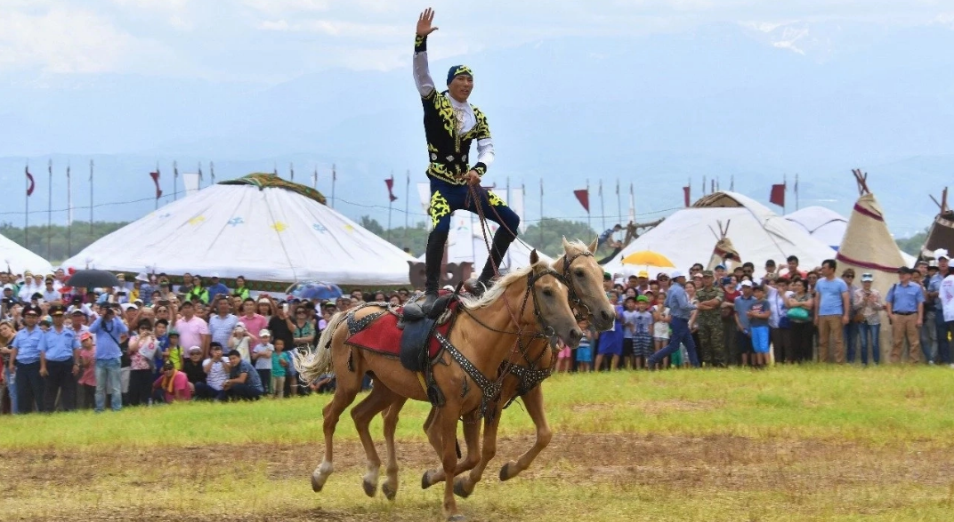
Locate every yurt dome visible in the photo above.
<box><xmin>0</xmin><ymin>233</ymin><xmax>54</xmax><ymax>275</ymax></box>
<box><xmin>62</xmin><ymin>174</ymin><xmax>414</xmax><ymax>286</ymax></box>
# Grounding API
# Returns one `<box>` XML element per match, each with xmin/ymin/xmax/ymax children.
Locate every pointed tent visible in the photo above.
<box><xmin>602</xmin><ymin>191</ymin><xmax>835</xmax><ymax>276</ymax></box>
<box><xmin>785</xmin><ymin>206</ymin><xmax>849</xmax><ymax>251</ymax></box>
<box><xmin>920</xmin><ymin>187</ymin><xmax>954</xmax><ymax>259</ymax></box>
<box><xmin>0</xmin><ymin>233</ymin><xmax>53</xmax><ymax>275</ymax></box>
<box><xmin>62</xmin><ymin>174</ymin><xmax>414</xmax><ymax>286</ymax></box>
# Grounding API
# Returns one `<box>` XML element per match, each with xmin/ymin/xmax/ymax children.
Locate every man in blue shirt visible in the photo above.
<box><xmin>733</xmin><ymin>280</ymin><xmax>758</xmax><ymax>367</ymax></box>
<box><xmin>224</xmin><ymin>349</ymin><xmax>263</xmax><ymax>400</ymax></box>
<box><xmin>8</xmin><ymin>304</ymin><xmax>46</xmax><ymax>413</ymax></box>
<box><xmin>813</xmin><ymin>259</ymin><xmax>850</xmax><ymax>363</ymax></box>
<box><xmin>886</xmin><ymin>266</ymin><xmax>925</xmax><ymax>364</ymax></box>
<box><xmin>647</xmin><ymin>270</ymin><xmax>700</xmax><ymax>368</ymax></box>
<box><xmin>39</xmin><ymin>304</ymin><xmax>81</xmax><ymax>412</ymax></box>
<box><xmin>89</xmin><ymin>304</ymin><xmax>129</xmax><ymax>412</ymax></box>
<box><xmin>208</xmin><ymin>297</ymin><xmax>239</xmax><ymax>348</ymax></box>
<box><xmin>206</xmin><ymin>274</ymin><xmax>230</xmax><ymax>303</ymax></box>
<box><xmin>928</xmin><ymin>250</ymin><xmax>950</xmax><ymax>364</ymax></box>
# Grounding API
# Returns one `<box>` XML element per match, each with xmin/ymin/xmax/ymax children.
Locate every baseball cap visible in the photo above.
<box><xmin>79</xmin><ymin>332</ymin><xmax>92</xmax><ymax>341</ymax></box>
<box><xmin>702</xmin><ymin>270</ymin><xmax>714</xmax><ymax>277</ymax></box>
<box><xmin>670</xmin><ymin>270</ymin><xmax>684</xmax><ymax>279</ymax></box>
<box><xmin>69</xmin><ymin>306</ymin><xmax>87</xmax><ymax>316</ymax></box>
<box><xmin>740</xmin><ymin>280</ymin><xmax>753</xmax><ymax>288</ymax></box>
<box><xmin>168</xmin><ymin>329</ymin><xmax>180</xmax><ymax>337</ymax></box>
<box><xmin>259</xmin><ymin>329</ymin><xmax>271</xmax><ymax>338</ymax></box>
<box><xmin>715</xmin><ymin>264</ymin><xmax>727</xmax><ymax>270</ymax></box>
<box><xmin>2</xmin><ymin>284</ymin><xmax>12</xmax><ymax>291</ymax></box>
<box><xmin>637</xmin><ymin>270</ymin><xmax>649</xmax><ymax>279</ymax></box>
<box><xmin>188</xmin><ymin>346</ymin><xmax>202</xmax><ymax>354</ymax></box>
<box><xmin>211</xmin><ymin>272</ymin><xmax>220</xmax><ymax>278</ymax></box>
<box><xmin>636</xmin><ymin>295</ymin><xmax>650</xmax><ymax>302</ymax></box>
<box><xmin>861</xmin><ymin>273</ymin><xmax>874</xmax><ymax>282</ymax></box>
<box><xmin>935</xmin><ymin>248</ymin><xmax>949</xmax><ymax>260</ymax></box>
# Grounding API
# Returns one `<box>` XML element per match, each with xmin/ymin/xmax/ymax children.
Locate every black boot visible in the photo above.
<box><xmin>423</xmin><ymin>229</ymin><xmax>448</xmax><ymax>311</ymax></box>
<box><xmin>473</xmin><ymin>227</ymin><xmax>517</xmax><ymax>297</ymax></box>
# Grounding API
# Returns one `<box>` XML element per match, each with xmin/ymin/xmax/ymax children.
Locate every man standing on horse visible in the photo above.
<box><xmin>414</xmin><ymin>8</ymin><xmax>521</xmax><ymax>308</ymax></box>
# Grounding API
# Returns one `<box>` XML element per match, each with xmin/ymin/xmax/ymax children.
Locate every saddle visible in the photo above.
<box><xmin>399</xmin><ymin>290</ymin><xmax>457</xmax><ymax>372</ymax></box>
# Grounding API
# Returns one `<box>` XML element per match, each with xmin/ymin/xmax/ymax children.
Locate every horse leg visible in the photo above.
<box><xmin>454</xmin><ymin>406</ymin><xmax>500</xmax><ymax>498</ymax></box>
<box><xmin>312</xmin><ymin>370</ymin><xmax>362</xmax><ymax>493</ymax></box>
<box><xmin>423</xmin><ymin>408</ymin><xmax>482</xmax><ymax>489</ymax></box>
<box><xmin>381</xmin><ymin>396</ymin><xmax>408</xmax><ymax>501</ymax></box>
<box><xmin>499</xmin><ymin>385</ymin><xmax>552</xmax><ymax>481</ymax></box>
<box><xmin>440</xmin><ymin>405</ymin><xmax>465</xmax><ymax>521</ymax></box>
<box><xmin>421</xmin><ymin>406</ymin><xmax>444</xmax><ymax>489</ymax></box>
<box><xmin>350</xmin><ymin>386</ymin><xmax>396</xmax><ymax>497</ymax></box>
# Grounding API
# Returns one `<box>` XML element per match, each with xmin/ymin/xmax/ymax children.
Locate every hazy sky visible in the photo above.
<box><xmin>2</xmin><ymin>0</ymin><xmax>952</xmax><ymax>83</ymax></box>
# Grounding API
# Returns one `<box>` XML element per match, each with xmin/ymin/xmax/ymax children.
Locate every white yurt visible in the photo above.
<box><xmin>62</xmin><ymin>174</ymin><xmax>414</xmax><ymax>286</ymax></box>
<box><xmin>603</xmin><ymin>191</ymin><xmax>836</xmax><ymax>275</ymax></box>
<box><xmin>0</xmin><ymin>233</ymin><xmax>53</xmax><ymax>275</ymax></box>
<box><xmin>785</xmin><ymin>206</ymin><xmax>849</xmax><ymax>251</ymax></box>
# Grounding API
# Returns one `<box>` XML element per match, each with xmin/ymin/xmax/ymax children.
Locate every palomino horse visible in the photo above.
<box><xmin>295</xmin><ymin>253</ymin><xmax>583</xmax><ymax>521</ymax></box>
<box><xmin>706</xmin><ymin>219</ymin><xmax>741</xmax><ymax>272</ymax></box>
<box><xmin>347</xmin><ymin>239</ymin><xmax>615</xmax><ymax>501</ymax></box>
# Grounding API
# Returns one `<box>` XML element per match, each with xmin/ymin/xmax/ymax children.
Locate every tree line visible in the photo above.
<box><xmin>0</xmin><ymin>221</ymin><xmax>129</xmax><ymax>264</ymax></box>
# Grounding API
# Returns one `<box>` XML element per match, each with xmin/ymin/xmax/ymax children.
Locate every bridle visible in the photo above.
<box><xmin>558</xmin><ymin>249</ymin><xmax>597</xmax><ymax>323</ymax></box>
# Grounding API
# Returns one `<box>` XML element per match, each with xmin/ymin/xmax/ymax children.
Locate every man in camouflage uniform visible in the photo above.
<box><xmin>695</xmin><ymin>270</ymin><xmax>726</xmax><ymax>366</ymax></box>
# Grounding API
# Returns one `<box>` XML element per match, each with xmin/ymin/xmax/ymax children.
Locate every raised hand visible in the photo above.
<box><xmin>416</xmin><ymin>8</ymin><xmax>438</xmax><ymax>37</ymax></box>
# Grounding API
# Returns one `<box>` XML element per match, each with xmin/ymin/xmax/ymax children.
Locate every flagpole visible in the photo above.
<box><xmin>313</xmin><ymin>166</ymin><xmax>318</xmax><ymax>190</ymax></box>
<box><xmin>25</xmin><ymin>164</ymin><xmax>29</xmax><ymax>250</ymax></box>
<box><xmin>156</xmin><ymin>161</ymin><xmax>161</xmax><ymax>210</ymax></box>
<box><xmin>795</xmin><ymin>173</ymin><xmax>799</xmax><ymax>210</ymax></box>
<box><xmin>387</xmin><ymin>171</ymin><xmax>394</xmax><ymax>243</ymax></box>
<box><xmin>210</xmin><ymin>161</ymin><xmax>216</xmax><ymax>185</ymax></box>
<box><xmin>67</xmin><ymin>163</ymin><xmax>72</xmax><ymax>257</ymax></box>
<box><xmin>89</xmin><ymin>160</ymin><xmax>94</xmax><ymax>235</ymax></box>
<box><xmin>539</xmin><ymin>178</ymin><xmax>544</xmax><ymax>246</ymax></box>
<box><xmin>599</xmin><ymin>180</ymin><xmax>606</xmax><ymax>232</ymax></box>
<box><xmin>290</xmin><ymin>163</ymin><xmax>295</xmax><ymax>182</ymax></box>
<box><xmin>173</xmin><ymin>161</ymin><xmax>179</xmax><ymax>201</ymax></box>
<box><xmin>404</xmin><ymin>169</ymin><xmax>410</xmax><ymax>249</ymax></box>
<box><xmin>616</xmin><ymin>178</ymin><xmax>622</xmax><ymax>233</ymax></box>
<box><xmin>783</xmin><ymin>173</ymin><xmax>787</xmax><ymax>214</ymax></box>
<box><xmin>586</xmin><ymin>179</ymin><xmax>591</xmax><ymax>231</ymax></box>
<box><xmin>332</xmin><ymin>163</ymin><xmax>337</xmax><ymax>208</ymax></box>
<box><xmin>47</xmin><ymin>159</ymin><xmax>53</xmax><ymax>259</ymax></box>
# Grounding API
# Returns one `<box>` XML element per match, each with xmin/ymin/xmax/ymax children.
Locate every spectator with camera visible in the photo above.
<box><xmin>89</xmin><ymin>304</ymin><xmax>128</xmax><ymax>412</ymax></box>
<box><xmin>195</xmin><ymin>342</ymin><xmax>229</xmax><ymax>401</ymax></box>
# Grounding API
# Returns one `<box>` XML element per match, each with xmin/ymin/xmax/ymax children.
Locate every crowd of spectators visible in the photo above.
<box><xmin>0</xmin><ymin>270</ymin><xmax>411</xmax><ymax>415</ymax></box>
<box><xmin>2</xmin><ymin>253</ymin><xmax>952</xmax><ymax>415</ymax></box>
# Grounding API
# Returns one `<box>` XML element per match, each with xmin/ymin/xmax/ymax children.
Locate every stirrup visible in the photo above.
<box><xmin>470</xmin><ymin>279</ymin><xmax>492</xmax><ymax>298</ymax></box>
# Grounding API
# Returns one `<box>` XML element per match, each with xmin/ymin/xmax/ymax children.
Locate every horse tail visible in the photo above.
<box><xmin>294</xmin><ymin>311</ymin><xmax>346</xmax><ymax>384</ymax></box>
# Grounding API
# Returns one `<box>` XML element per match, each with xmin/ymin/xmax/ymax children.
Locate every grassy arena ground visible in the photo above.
<box><xmin>2</xmin><ymin>365</ymin><xmax>954</xmax><ymax>521</ymax></box>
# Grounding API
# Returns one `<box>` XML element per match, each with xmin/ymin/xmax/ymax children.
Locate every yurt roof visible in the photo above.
<box><xmin>62</xmin><ymin>174</ymin><xmax>414</xmax><ymax>286</ymax></box>
<box><xmin>0</xmin><ymin>233</ymin><xmax>54</xmax><ymax>275</ymax></box>
<box><xmin>785</xmin><ymin>206</ymin><xmax>849</xmax><ymax>250</ymax></box>
<box><xmin>603</xmin><ymin>192</ymin><xmax>835</xmax><ymax>275</ymax></box>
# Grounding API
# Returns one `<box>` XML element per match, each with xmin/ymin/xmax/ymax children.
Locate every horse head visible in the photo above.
<box><xmin>527</xmin><ymin>250</ymin><xmax>583</xmax><ymax>349</ymax></box>
<box><xmin>559</xmin><ymin>237</ymin><xmax>616</xmax><ymax>331</ymax></box>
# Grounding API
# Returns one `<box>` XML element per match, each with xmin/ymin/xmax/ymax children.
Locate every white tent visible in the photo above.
<box><xmin>62</xmin><ymin>174</ymin><xmax>414</xmax><ymax>285</ymax></box>
<box><xmin>0</xmin><ymin>233</ymin><xmax>53</xmax><ymax>275</ymax></box>
<box><xmin>785</xmin><ymin>206</ymin><xmax>848</xmax><ymax>251</ymax></box>
<box><xmin>603</xmin><ymin>191</ymin><xmax>836</xmax><ymax>275</ymax></box>
<box><xmin>416</xmin><ymin>212</ymin><xmax>548</xmax><ymax>272</ymax></box>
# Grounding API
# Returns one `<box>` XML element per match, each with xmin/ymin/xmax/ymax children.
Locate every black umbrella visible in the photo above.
<box><xmin>66</xmin><ymin>269</ymin><xmax>121</xmax><ymax>289</ymax></box>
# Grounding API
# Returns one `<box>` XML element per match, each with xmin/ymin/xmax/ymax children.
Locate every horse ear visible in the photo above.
<box><xmin>562</xmin><ymin>236</ymin><xmax>571</xmax><ymax>251</ymax></box>
<box><xmin>588</xmin><ymin>236</ymin><xmax>599</xmax><ymax>254</ymax></box>
<box><xmin>530</xmin><ymin>249</ymin><xmax>540</xmax><ymax>265</ymax></box>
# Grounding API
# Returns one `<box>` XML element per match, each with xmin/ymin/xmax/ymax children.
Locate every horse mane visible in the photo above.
<box><xmin>459</xmin><ymin>264</ymin><xmax>536</xmax><ymax>310</ymax></box>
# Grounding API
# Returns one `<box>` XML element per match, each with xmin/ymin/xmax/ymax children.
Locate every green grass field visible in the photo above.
<box><xmin>2</xmin><ymin>365</ymin><xmax>953</xmax><ymax>521</ymax></box>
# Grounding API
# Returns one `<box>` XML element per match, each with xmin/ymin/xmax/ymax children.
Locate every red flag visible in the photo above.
<box><xmin>770</xmin><ymin>183</ymin><xmax>785</xmax><ymax>207</ymax></box>
<box><xmin>150</xmin><ymin>171</ymin><xmax>162</xmax><ymax>199</ymax></box>
<box><xmin>25</xmin><ymin>166</ymin><xmax>35</xmax><ymax>196</ymax></box>
<box><xmin>683</xmin><ymin>185</ymin><xmax>691</xmax><ymax>207</ymax></box>
<box><xmin>573</xmin><ymin>189</ymin><xmax>590</xmax><ymax>213</ymax></box>
<box><xmin>385</xmin><ymin>176</ymin><xmax>397</xmax><ymax>202</ymax></box>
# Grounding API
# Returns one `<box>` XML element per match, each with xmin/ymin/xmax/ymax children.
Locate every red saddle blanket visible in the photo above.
<box><xmin>345</xmin><ymin>302</ymin><xmax>459</xmax><ymax>360</ymax></box>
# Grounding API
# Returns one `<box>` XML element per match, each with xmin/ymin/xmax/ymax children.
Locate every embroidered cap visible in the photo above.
<box><xmin>446</xmin><ymin>65</ymin><xmax>473</xmax><ymax>85</ymax></box>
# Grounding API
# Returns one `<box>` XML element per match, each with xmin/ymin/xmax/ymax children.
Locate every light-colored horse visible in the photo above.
<box><xmin>347</xmin><ymin>239</ymin><xmax>615</xmax><ymax>502</ymax></box>
<box><xmin>295</xmin><ymin>253</ymin><xmax>582</xmax><ymax>521</ymax></box>
<box><xmin>706</xmin><ymin>220</ymin><xmax>741</xmax><ymax>272</ymax></box>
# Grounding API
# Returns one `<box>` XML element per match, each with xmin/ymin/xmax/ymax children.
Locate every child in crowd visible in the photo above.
<box><xmin>164</xmin><ymin>329</ymin><xmax>184</xmax><ymax>370</ymax></box>
<box><xmin>229</xmin><ymin>323</ymin><xmax>251</xmax><ymax>362</ymax></box>
<box><xmin>271</xmin><ymin>338</ymin><xmax>291</xmax><ymax>398</ymax></box>
<box><xmin>575</xmin><ymin>318</ymin><xmax>595</xmax><ymax>372</ymax></box>
<box><xmin>76</xmin><ymin>332</ymin><xmax>97</xmax><ymax>410</ymax></box>
<box><xmin>556</xmin><ymin>339</ymin><xmax>572</xmax><ymax>373</ymax></box>
<box><xmin>621</xmin><ymin>296</ymin><xmax>637</xmax><ymax>370</ymax></box>
<box><xmin>252</xmin><ymin>329</ymin><xmax>274</xmax><ymax>394</ymax></box>
<box><xmin>631</xmin><ymin>295</ymin><xmax>655</xmax><ymax>370</ymax></box>
<box><xmin>651</xmin><ymin>291</ymin><xmax>671</xmax><ymax>368</ymax></box>
<box><xmin>748</xmin><ymin>285</ymin><xmax>772</xmax><ymax>368</ymax></box>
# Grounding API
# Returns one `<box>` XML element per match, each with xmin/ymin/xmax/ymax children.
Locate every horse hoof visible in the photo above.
<box><xmin>453</xmin><ymin>477</ymin><xmax>472</xmax><ymax>499</ymax></box>
<box><xmin>382</xmin><ymin>481</ymin><xmax>397</xmax><ymax>501</ymax></box>
<box><xmin>362</xmin><ymin>479</ymin><xmax>377</xmax><ymax>497</ymax></box>
<box><xmin>499</xmin><ymin>462</ymin><xmax>516</xmax><ymax>482</ymax></box>
<box><xmin>421</xmin><ymin>470</ymin><xmax>434</xmax><ymax>490</ymax></box>
<box><xmin>311</xmin><ymin>474</ymin><xmax>324</xmax><ymax>493</ymax></box>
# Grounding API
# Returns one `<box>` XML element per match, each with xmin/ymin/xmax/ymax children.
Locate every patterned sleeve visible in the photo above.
<box><xmin>472</xmin><ymin>107</ymin><xmax>494</xmax><ymax>176</ymax></box>
<box><xmin>413</xmin><ymin>35</ymin><xmax>435</xmax><ymax>98</ymax></box>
